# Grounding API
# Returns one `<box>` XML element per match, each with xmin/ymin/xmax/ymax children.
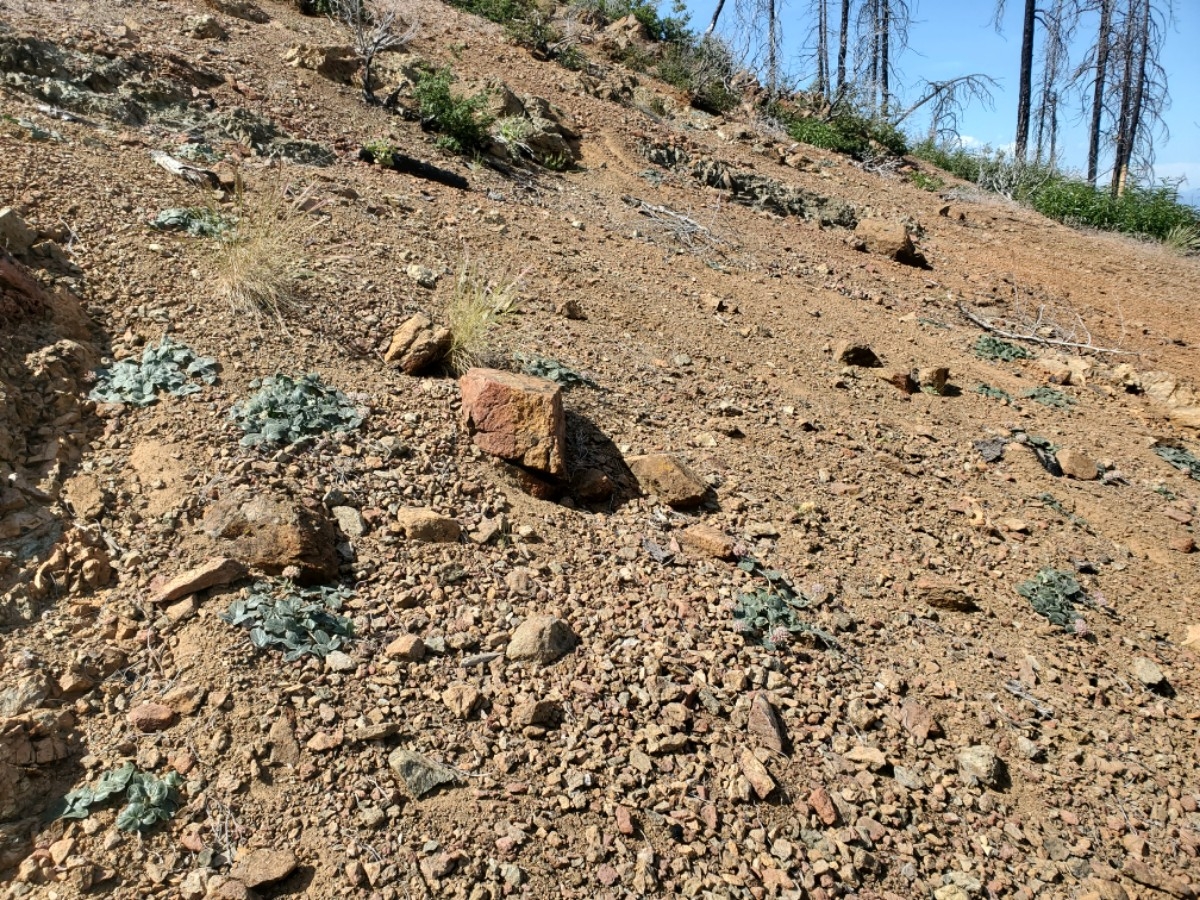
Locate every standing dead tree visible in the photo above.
<box><xmin>327</xmin><ymin>0</ymin><xmax>419</xmax><ymax>105</ymax></box>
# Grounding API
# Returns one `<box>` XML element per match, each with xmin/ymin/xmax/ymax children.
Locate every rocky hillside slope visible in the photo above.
<box><xmin>0</xmin><ymin>1</ymin><xmax>1198</xmax><ymax>899</ymax></box>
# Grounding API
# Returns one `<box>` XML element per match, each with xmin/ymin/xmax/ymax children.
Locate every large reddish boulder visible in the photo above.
<box><xmin>460</xmin><ymin>369</ymin><xmax>566</xmax><ymax>477</ymax></box>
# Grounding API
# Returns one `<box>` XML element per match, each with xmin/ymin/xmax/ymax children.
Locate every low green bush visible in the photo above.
<box><xmin>656</xmin><ymin>37</ymin><xmax>739</xmax><ymax>114</ymax></box>
<box><xmin>413</xmin><ymin>68</ymin><xmax>493</xmax><ymax>155</ymax></box>
<box><xmin>772</xmin><ymin>105</ymin><xmax>908</xmax><ymax>160</ymax></box>
<box><xmin>912</xmin><ymin>139</ymin><xmax>1200</xmax><ymax>243</ymax></box>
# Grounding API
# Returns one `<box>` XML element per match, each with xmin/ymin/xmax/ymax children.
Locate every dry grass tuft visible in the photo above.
<box><xmin>214</xmin><ymin>172</ymin><xmax>324</xmax><ymax>328</ymax></box>
<box><xmin>1163</xmin><ymin>223</ymin><xmax>1200</xmax><ymax>257</ymax></box>
<box><xmin>445</xmin><ymin>260</ymin><xmax>525</xmax><ymax>374</ymax></box>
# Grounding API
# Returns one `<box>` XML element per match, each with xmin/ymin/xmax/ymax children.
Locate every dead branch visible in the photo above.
<box><xmin>150</xmin><ymin>150</ymin><xmax>220</xmax><ymax>188</ymax></box>
<box><xmin>957</xmin><ymin>301</ymin><xmax>1136</xmax><ymax>356</ymax></box>
<box><xmin>621</xmin><ymin>195</ymin><xmax>728</xmax><ymax>254</ymax></box>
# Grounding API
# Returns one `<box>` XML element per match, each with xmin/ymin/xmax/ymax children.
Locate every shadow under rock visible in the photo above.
<box><xmin>564</xmin><ymin>410</ymin><xmax>639</xmax><ymax>510</ymax></box>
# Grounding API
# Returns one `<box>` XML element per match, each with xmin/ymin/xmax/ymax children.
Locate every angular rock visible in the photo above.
<box><xmin>205</xmin><ymin>0</ymin><xmax>270</xmax><ymax>23</ymax></box>
<box><xmin>627</xmin><ymin>454</ymin><xmax>708</xmax><ymax>508</ymax></box>
<box><xmin>202</xmin><ymin>493</ymin><xmax>337</xmax><ymax>583</ymax></box>
<box><xmin>1122</xmin><ymin>860</ymin><xmax>1196</xmax><ymax>899</ymax></box>
<box><xmin>281</xmin><ymin>44</ymin><xmax>357</xmax><ymax>82</ymax></box>
<box><xmin>513</xmin><ymin>699</ymin><xmax>562</xmax><ymax>730</ymax></box>
<box><xmin>442</xmin><ymin>683</ymin><xmax>481</xmax><ymax>719</ymax></box>
<box><xmin>383</xmin><ymin>314</ymin><xmax>452</xmax><ymax>375</ymax></box>
<box><xmin>0</xmin><ymin>208</ymin><xmax>36</xmax><ymax>256</ymax></box>
<box><xmin>916</xmin><ymin>366</ymin><xmax>950</xmax><ymax>394</ymax></box>
<box><xmin>324</xmin><ymin>650</ymin><xmax>355</xmax><ymax>673</ymax></box>
<box><xmin>229</xmin><ymin>849</ymin><xmax>297</xmax><ymax>889</ymax></box>
<box><xmin>898</xmin><ymin>698</ymin><xmax>941</xmax><ymax>742</ymax></box>
<box><xmin>747</xmin><ymin>692</ymin><xmax>787</xmax><ymax>753</ymax></box>
<box><xmin>913</xmin><ymin>577</ymin><xmax>977</xmax><ymax>612</ymax></box>
<box><xmin>1056</xmin><ymin>448</ymin><xmax>1098</xmax><ymax>480</ymax></box>
<box><xmin>406</xmin><ymin>264</ymin><xmax>439</xmax><ymax>288</ymax></box>
<box><xmin>877</xmin><ymin>367</ymin><xmax>918</xmax><ymax>394</ymax></box>
<box><xmin>184</xmin><ymin>14</ymin><xmax>226</xmax><ymax>39</ymax></box>
<box><xmin>1131</xmin><ymin>657</ymin><xmax>1166</xmax><ymax>688</ymax></box>
<box><xmin>332</xmin><ymin>506</ymin><xmax>366</xmax><ymax>538</ymax></box>
<box><xmin>128</xmin><ymin>703</ymin><xmax>176</xmax><ymax>733</ymax></box>
<box><xmin>460</xmin><ymin>369</ymin><xmax>566</xmax><ymax>477</ymax></box>
<box><xmin>738</xmin><ymin>749</ymin><xmax>776</xmax><ymax>799</ymax></box>
<box><xmin>385</xmin><ymin>634</ymin><xmax>425</xmax><ymax>661</ymax></box>
<box><xmin>854</xmin><ymin>218</ymin><xmax>927</xmax><ymax>266</ymax></box>
<box><xmin>152</xmin><ymin>557</ymin><xmax>247</xmax><ymax>605</ymax></box>
<box><xmin>570</xmin><ymin>467</ymin><xmax>613</xmax><ymax>501</ymax></box>
<box><xmin>957</xmin><ymin>745</ymin><xmax>1002</xmax><ymax>788</ymax></box>
<box><xmin>0</xmin><ymin>673</ymin><xmax>49</xmax><ymax>718</ymax></box>
<box><xmin>680</xmin><ymin>524</ymin><xmax>736</xmax><ymax>560</ymax></box>
<box><xmin>834</xmin><ymin>340</ymin><xmax>882</xmax><ymax>368</ymax></box>
<box><xmin>506</xmin><ymin>615</ymin><xmax>576</xmax><ymax>664</ymax></box>
<box><xmin>268</xmin><ymin>717</ymin><xmax>300</xmax><ymax>767</ymax></box>
<box><xmin>845</xmin><ymin>744</ymin><xmax>887</xmax><ymax>771</ymax></box>
<box><xmin>389</xmin><ymin>748</ymin><xmax>460</xmax><ymax>797</ymax></box>
<box><xmin>393</xmin><ymin>508</ymin><xmax>460</xmax><ymax>542</ymax></box>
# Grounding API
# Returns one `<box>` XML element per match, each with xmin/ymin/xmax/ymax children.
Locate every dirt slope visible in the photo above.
<box><xmin>1</xmin><ymin>1</ymin><xmax>1198</xmax><ymax>899</ymax></box>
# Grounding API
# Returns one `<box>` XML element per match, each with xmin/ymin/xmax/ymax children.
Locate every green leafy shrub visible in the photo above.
<box><xmin>1017</xmin><ymin>568</ymin><xmax>1090</xmax><ymax>629</ymax></box>
<box><xmin>90</xmin><ymin>337</ymin><xmax>219</xmax><ymax>406</ymax></box>
<box><xmin>514</xmin><ymin>352</ymin><xmax>597</xmax><ymax>388</ymax></box>
<box><xmin>909</xmin><ymin>171</ymin><xmax>945</xmax><ymax>192</ymax></box>
<box><xmin>1023</xmin><ymin>386</ymin><xmax>1075</xmax><ymax>409</ymax></box>
<box><xmin>974</xmin><ymin>335</ymin><xmax>1033</xmax><ymax>361</ymax></box>
<box><xmin>913</xmin><ymin>139</ymin><xmax>1200</xmax><ymax>243</ymax></box>
<box><xmin>657</xmin><ymin>37</ymin><xmax>739</xmax><ymax>114</ymax></box>
<box><xmin>1153</xmin><ymin>444</ymin><xmax>1200</xmax><ymax>481</ymax></box>
<box><xmin>773</xmin><ymin>105</ymin><xmax>907</xmax><ymax>160</ymax></box>
<box><xmin>413</xmin><ymin>68</ymin><xmax>493</xmax><ymax>155</ymax></box>
<box><xmin>731</xmin><ymin>558</ymin><xmax>839</xmax><ymax>651</ymax></box>
<box><xmin>975</xmin><ymin>383</ymin><xmax>1013</xmax><ymax>402</ymax></box>
<box><xmin>362</xmin><ymin>139</ymin><xmax>398</xmax><ymax>167</ymax></box>
<box><xmin>60</xmin><ymin>763</ymin><xmax>184</xmax><ymax>833</ymax></box>
<box><xmin>229</xmin><ymin>373</ymin><xmax>364</xmax><ymax>447</ymax></box>
<box><xmin>150</xmin><ymin>207</ymin><xmax>230</xmax><ymax>237</ymax></box>
<box><xmin>222</xmin><ymin>580</ymin><xmax>354</xmax><ymax>661</ymax></box>
<box><xmin>446</xmin><ymin>0</ymin><xmax>533</xmax><ymax>24</ymax></box>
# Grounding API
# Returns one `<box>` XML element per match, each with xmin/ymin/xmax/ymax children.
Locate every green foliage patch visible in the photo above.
<box><xmin>150</xmin><ymin>207</ymin><xmax>230</xmax><ymax>237</ymax></box>
<box><xmin>1023</xmin><ymin>386</ymin><xmax>1075</xmax><ymax>409</ymax></box>
<box><xmin>221</xmin><ymin>580</ymin><xmax>354</xmax><ymax>661</ymax></box>
<box><xmin>412</xmin><ymin>68</ymin><xmax>494</xmax><ymax>155</ymax></box>
<box><xmin>514</xmin><ymin>352</ymin><xmax>597</xmax><ymax>388</ymax></box>
<box><xmin>60</xmin><ymin>763</ymin><xmax>184</xmax><ymax>833</ymax></box>
<box><xmin>1153</xmin><ymin>444</ymin><xmax>1200</xmax><ymax>481</ymax></box>
<box><xmin>912</xmin><ymin>139</ymin><xmax>1200</xmax><ymax>243</ymax></box>
<box><xmin>230</xmin><ymin>373</ymin><xmax>364</xmax><ymax>448</ymax></box>
<box><xmin>731</xmin><ymin>558</ymin><xmax>838</xmax><ymax>651</ymax></box>
<box><xmin>974</xmin><ymin>335</ymin><xmax>1033</xmax><ymax>362</ymax></box>
<box><xmin>90</xmin><ymin>337</ymin><xmax>219</xmax><ymax>407</ymax></box>
<box><xmin>1017</xmin><ymin>567</ymin><xmax>1090</xmax><ymax>629</ymax></box>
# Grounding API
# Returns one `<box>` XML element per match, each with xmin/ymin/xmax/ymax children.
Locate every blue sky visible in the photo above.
<box><xmin>683</xmin><ymin>0</ymin><xmax>1200</xmax><ymax>206</ymax></box>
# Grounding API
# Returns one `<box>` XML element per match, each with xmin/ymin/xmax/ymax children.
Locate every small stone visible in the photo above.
<box><xmin>385</xmin><ymin>634</ymin><xmax>425</xmax><ymax>661</ymax></box>
<box><xmin>1122</xmin><ymin>858</ymin><xmax>1197</xmax><ymax>899</ymax></box>
<box><xmin>442</xmin><ymin>683</ymin><xmax>481</xmax><ymax>719</ymax></box>
<box><xmin>627</xmin><ymin>454</ymin><xmax>708</xmax><ymax>508</ymax></box>
<box><xmin>332</xmin><ymin>506</ymin><xmax>366</xmax><ymax>538</ymax></box>
<box><xmin>383</xmin><ymin>314</ymin><xmax>451</xmax><ymax>375</ymax></box>
<box><xmin>306</xmin><ymin>729</ymin><xmax>343</xmax><ymax>752</ymax></box>
<box><xmin>747</xmin><ymin>692</ymin><xmax>787</xmax><ymax>753</ymax></box>
<box><xmin>506</xmin><ymin>615</ymin><xmax>576</xmax><ymax>664</ymax></box>
<box><xmin>406</xmin><ymin>264</ymin><xmax>440</xmax><ymax>288</ymax></box>
<box><xmin>834</xmin><ymin>340</ymin><xmax>882</xmax><ymax>368</ymax></box>
<box><xmin>738</xmin><ymin>749</ymin><xmax>776</xmax><ymax>799</ymax></box>
<box><xmin>512</xmin><ymin>699</ymin><xmax>561</xmax><ymax>727</ymax></box>
<box><xmin>854</xmin><ymin>218</ymin><xmax>927</xmax><ymax>266</ymax></box>
<box><xmin>878</xmin><ymin>368</ymin><xmax>918</xmax><ymax>394</ymax></box>
<box><xmin>913</xmin><ymin>577</ymin><xmax>977</xmax><ymax>612</ymax></box>
<box><xmin>324</xmin><ymin>651</ymin><xmax>355</xmax><ymax>673</ymax></box>
<box><xmin>556</xmin><ymin>298</ymin><xmax>585</xmax><ymax>319</ymax></box>
<box><xmin>151</xmin><ymin>557</ymin><xmax>247</xmax><ymax>605</ymax></box>
<box><xmin>808</xmin><ymin>786</ymin><xmax>839</xmax><ymax>825</ymax></box>
<box><xmin>394</xmin><ymin>508</ymin><xmax>461</xmax><ymax>542</ymax></box>
<box><xmin>680</xmin><ymin>524</ymin><xmax>736</xmax><ymax>560</ymax></box>
<box><xmin>845</xmin><ymin>744</ymin><xmax>888</xmax><ymax>771</ymax></box>
<box><xmin>128</xmin><ymin>703</ymin><xmax>176</xmax><ymax>732</ymax></box>
<box><xmin>1056</xmin><ymin>448</ymin><xmax>1099</xmax><ymax>480</ymax></box>
<box><xmin>1169</xmin><ymin>536</ymin><xmax>1195</xmax><ymax>554</ymax></box>
<box><xmin>183</xmin><ymin>14</ymin><xmax>226</xmax><ymax>39</ymax></box>
<box><xmin>0</xmin><ymin>208</ymin><xmax>37</xmax><ymax>256</ymax></box>
<box><xmin>957</xmin><ymin>745</ymin><xmax>1002</xmax><ymax>788</ymax></box>
<box><xmin>615</xmin><ymin>805</ymin><xmax>635</xmax><ymax>835</ymax></box>
<box><xmin>389</xmin><ymin>748</ymin><xmax>460</xmax><ymax>797</ymax></box>
<box><xmin>934</xmin><ymin>886</ymin><xmax>970</xmax><ymax>900</ymax></box>
<box><xmin>1130</xmin><ymin>656</ymin><xmax>1166</xmax><ymax>688</ymax></box>
<box><xmin>228</xmin><ymin>849</ymin><xmax>297</xmax><ymax>889</ymax></box>
<box><xmin>917</xmin><ymin>366</ymin><xmax>950</xmax><ymax>394</ymax></box>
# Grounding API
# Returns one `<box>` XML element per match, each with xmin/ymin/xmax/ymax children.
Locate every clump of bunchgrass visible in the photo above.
<box><xmin>213</xmin><ymin>172</ymin><xmax>324</xmax><ymax>327</ymax></box>
<box><xmin>445</xmin><ymin>260</ymin><xmax>525</xmax><ymax>374</ymax></box>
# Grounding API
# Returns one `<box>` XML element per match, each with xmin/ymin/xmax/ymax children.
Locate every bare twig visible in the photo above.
<box><xmin>957</xmin><ymin>301</ymin><xmax>1136</xmax><ymax>356</ymax></box>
